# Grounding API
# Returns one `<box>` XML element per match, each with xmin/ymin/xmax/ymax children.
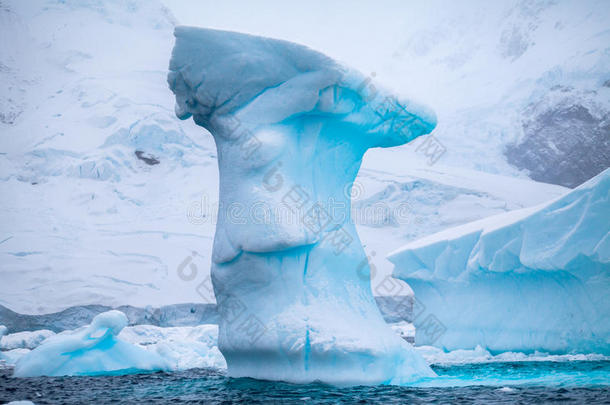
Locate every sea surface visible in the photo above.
<box><xmin>1</xmin><ymin>361</ymin><xmax>609</xmax><ymax>404</ymax></box>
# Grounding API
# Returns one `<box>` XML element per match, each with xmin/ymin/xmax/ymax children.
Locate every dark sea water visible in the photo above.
<box><xmin>1</xmin><ymin>361</ymin><xmax>609</xmax><ymax>404</ymax></box>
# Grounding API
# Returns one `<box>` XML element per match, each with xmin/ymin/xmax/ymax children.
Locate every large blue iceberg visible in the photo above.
<box><xmin>13</xmin><ymin>311</ymin><xmax>169</xmax><ymax>377</ymax></box>
<box><xmin>389</xmin><ymin>169</ymin><xmax>610</xmax><ymax>354</ymax></box>
<box><xmin>168</xmin><ymin>27</ymin><xmax>437</xmax><ymax>385</ymax></box>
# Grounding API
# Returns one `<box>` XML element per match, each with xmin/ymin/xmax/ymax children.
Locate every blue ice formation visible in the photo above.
<box><xmin>168</xmin><ymin>27</ymin><xmax>437</xmax><ymax>385</ymax></box>
<box><xmin>0</xmin><ymin>325</ymin><xmax>6</xmax><ymax>363</ymax></box>
<box><xmin>389</xmin><ymin>169</ymin><xmax>610</xmax><ymax>354</ymax></box>
<box><xmin>13</xmin><ymin>311</ymin><xmax>169</xmax><ymax>377</ymax></box>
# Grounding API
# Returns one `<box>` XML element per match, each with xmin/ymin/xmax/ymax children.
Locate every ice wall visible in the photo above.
<box><xmin>389</xmin><ymin>169</ymin><xmax>610</xmax><ymax>354</ymax></box>
<box><xmin>13</xmin><ymin>311</ymin><xmax>169</xmax><ymax>377</ymax></box>
<box><xmin>168</xmin><ymin>27</ymin><xmax>437</xmax><ymax>385</ymax></box>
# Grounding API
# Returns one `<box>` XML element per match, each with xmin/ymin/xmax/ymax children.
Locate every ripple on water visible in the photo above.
<box><xmin>0</xmin><ymin>361</ymin><xmax>609</xmax><ymax>404</ymax></box>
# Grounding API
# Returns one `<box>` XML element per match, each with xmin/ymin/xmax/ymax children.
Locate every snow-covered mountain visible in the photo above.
<box><xmin>1</xmin><ymin>0</ymin><xmax>219</xmax><ymax>313</ymax></box>
<box><xmin>0</xmin><ymin>0</ymin><xmax>606</xmax><ymax>314</ymax></box>
<box><xmin>166</xmin><ymin>0</ymin><xmax>610</xmax><ymax>185</ymax></box>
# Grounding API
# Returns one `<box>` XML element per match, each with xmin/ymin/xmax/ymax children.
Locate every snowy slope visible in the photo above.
<box><xmin>0</xmin><ymin>0</ymin><xmax>598</xmax><ymax>314</ymax></box>
<box><xmin>0</xmin><ymin>0</ymin><xmax>218</xmax><ymax>313</ymax></box>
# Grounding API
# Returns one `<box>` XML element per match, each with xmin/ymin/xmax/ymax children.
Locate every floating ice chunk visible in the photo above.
<box><xmin>1</xmin><ymin>349</ymin><xmax>30</xmax><ymax>367</ymax></box>
<box><xmin>13</xmin><ymin>311</ymin><xmax>169</xmax><ymax>377</ymax></box>
<box><xmin>414</xmin><ymin>345</ymin><xmax>609</xmax><ymax>365</ymax></box>
<box><xmin>389</xmin><ymin>169</ymin><xmax>610</xmax><ymax>354</ymax></box>
<box><xmin>168</xmin><ymin>27</ymin><xmax>437</xmax><ymax>385</ymax></box>
<box><xmin>1</xmin><ymin>330</ymin><xmax>55</xmax><ymax>350</ymax></box>
<box><xmin>119</xmin><ymin>324</ymin><xmax>226</xmax><ymax>370</ymax></box>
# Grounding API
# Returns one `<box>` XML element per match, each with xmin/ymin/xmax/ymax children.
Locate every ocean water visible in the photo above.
<box><xmin>1</xmin><ymin>361</ymin><xmax>609</xmax><ymax>404</ymax></box>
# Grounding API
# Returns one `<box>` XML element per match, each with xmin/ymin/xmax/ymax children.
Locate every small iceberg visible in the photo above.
<box><xmin>13</xmin><ymin>311</ymin><xmax>169</xmax><ymax>377</ymax></box>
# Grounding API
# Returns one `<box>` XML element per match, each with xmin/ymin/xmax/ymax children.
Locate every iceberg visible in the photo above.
<box><xmin>13</xmin><ymin>311</ymin><xmax>169</xmax><ymax>377</ymax></box>
<box><xmin>168</xmin><ymin>27</ymin><xmax>437</xmax><ymax>385</ymax></box>
<box><xmin>389</xmin><ymin>169</ymin><xmax>610</xmax><ymax>354</ymax></box>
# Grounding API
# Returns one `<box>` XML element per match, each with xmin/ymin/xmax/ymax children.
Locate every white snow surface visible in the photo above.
<box><xmin>389</xmin><ymin>169</ymin><xmax>610</xmax><ymax>354</ymax></box>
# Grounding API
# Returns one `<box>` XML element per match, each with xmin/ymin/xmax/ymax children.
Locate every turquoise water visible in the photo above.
<box><xmin>1</xmin><ymin>361</ymin><xmax>609</xmax><ymax>404</ymax></box>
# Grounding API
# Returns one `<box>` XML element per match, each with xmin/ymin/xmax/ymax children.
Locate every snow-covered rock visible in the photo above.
<box><xmin>13</xmin><ymin>311</ymin><xmax>169</xmax><ymax>377</ymax></box>
<box><xmin>168</xmin><ymin>26</ymin><xmax>437</xmax><ymax>385</ymax></box>
<box><xmin>389</xmin><ymin>168</ymin><xmax>610</xmax><ymax>354</ymax></box>
<box><xmin>506</xmin><ymin>85</ymin><xmax>610</xmax><ymax>187</ymax></box>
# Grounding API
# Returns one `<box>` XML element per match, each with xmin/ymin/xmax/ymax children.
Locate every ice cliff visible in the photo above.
<box><xmin>389</xmin><ymin>169</ymin><xmax>610</xmax><ymax>354</ymax></box>
<box><xmin>168</xmin><ymin>27</ymin><xmax>437</xmax><ymax>385</ymax></box>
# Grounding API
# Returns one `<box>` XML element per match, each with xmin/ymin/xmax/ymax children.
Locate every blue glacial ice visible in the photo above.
<box><xmin>13</xmin><ymin>310</ymin><xmax>169</xmax><ymax>377</ymax></box>
<box><xmin>389</xmin><ymin>168</ymin><xmax>610</xmax><ymax>354</ymax></box>
<box><xmin>168</xmin><ymin>26</ymin><xmax>437</xmax><ymax>385</ymax></box>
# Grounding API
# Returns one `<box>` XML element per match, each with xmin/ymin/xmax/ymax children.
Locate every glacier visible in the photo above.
<box><xmin>167</xmin><ymin>26</ymin><xmax>437</xmax><ymax>385</ymax></box>
<box><xmin>389</xmin><ymin>169</ymin><xmax>610</xmax><ymax>354</ymax></box>
<box><xmin>13</xmin><ymin>311</ymin><xmax>169</xmax><ymax>377</ymax></box>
